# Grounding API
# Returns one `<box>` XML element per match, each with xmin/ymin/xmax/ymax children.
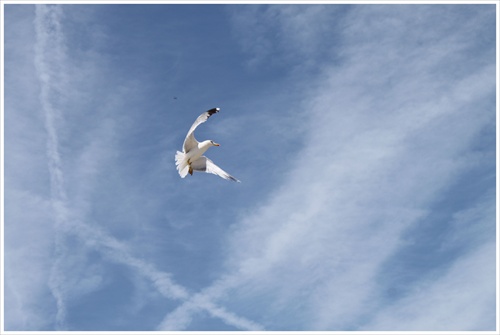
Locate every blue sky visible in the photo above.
<box><xmin>3</xmin><ymin>2</ymin><xmax>497</xmax><ymax>332</ymax></box>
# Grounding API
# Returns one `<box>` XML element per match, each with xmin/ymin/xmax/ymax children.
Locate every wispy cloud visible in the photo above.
<box><xmin>4</xmin><ymin>190</ymin><xmax>55</xmax><ymax>330</ymax></box>
<box><xmin>157</xmin><ymin>4</ymin><xmax>496</xmax><ymax>331</ymax></box>
<box><xmin>5</xmin><ymin>3</ymin><xmax>495</xmax><ymax>332</ymax></box>
<box><xmin>227</xmin><ymin>4</ymin><xmax>339</xmax><ymax>72</ymax></box>
<box><xmin>363</xmin><ymin>240</ymin><xmax>496</xmax><ymax>330</ymax></box>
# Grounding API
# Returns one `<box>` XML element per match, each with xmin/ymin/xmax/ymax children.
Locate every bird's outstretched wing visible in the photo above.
<box><xmin>183</xmin><ymin>108</ymin><xmax>219</xmax><ymax>152</ymax></box>
<box><xmin>191</xmin><ymin>156</ymin><xmax>240</xmax><ymax>182</ymax></box>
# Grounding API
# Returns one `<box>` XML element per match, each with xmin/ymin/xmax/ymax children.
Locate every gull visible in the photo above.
<box><xmin>175</xmin><ymin>108</ymin><xmax>240</xmax><ymax>182</ymax></box>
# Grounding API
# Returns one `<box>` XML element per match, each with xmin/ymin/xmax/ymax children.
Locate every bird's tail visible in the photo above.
<box><xmin>175</xmin><ymin>151</ymin><xmax>189</xmax><ymax>178</ymax></box>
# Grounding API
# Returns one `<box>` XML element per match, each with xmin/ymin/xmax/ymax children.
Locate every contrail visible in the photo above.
<box><xmin>157</xmin><ymin>292</ymin><xmax>264</xmax><ymax>331</ymax></box>
<box><xmin>34</xmin><ymin>4</ymin><xmax>70</xmax><ymax>329</ymax></box>
<box><xmin>156</xmin><ymin>273</ymin><xmax>266</xmax><ymax>331</ymax></box>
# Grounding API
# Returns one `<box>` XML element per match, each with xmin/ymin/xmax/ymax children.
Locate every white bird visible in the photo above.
<box><xmin>175</xmin><ymin>108</ymin><xmax>240</xmax><ymax>182</ymax></box>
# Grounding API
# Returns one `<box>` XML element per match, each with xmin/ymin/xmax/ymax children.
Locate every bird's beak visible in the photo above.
<box><xmin>213</xmin><ymin>143</ymin><xmax>220</xmax><ymax>146</ymax></box>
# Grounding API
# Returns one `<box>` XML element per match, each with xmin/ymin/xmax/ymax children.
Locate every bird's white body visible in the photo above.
<box><xmin>175</xmin><ymin>108</ymin><xmax>240</xmax><ymax>182</ymax></box>
<box><xmin>187</xmin><ymin>140</ymin><xmax>213</xmax><ymax>163</ymax></box>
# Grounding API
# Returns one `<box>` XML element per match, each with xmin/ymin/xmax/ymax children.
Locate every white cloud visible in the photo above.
<box><xmin>228</xmin><ymin>4</ymin><xmax>337</xmax><ymax>71</ymax></box>
<box><xmin>157</xmin><ymin>4</ymin><xmax>496</xmax><ymax>331</ymax></box>
<box><xmin>363</xmin><ymin>241</ymin><xmax>496</xmax><ymax>330</ymax></box>
<box><xmin>4</xmin><ymin>191</ymin><xmax>55</xmax><ymax>330</ymax></box>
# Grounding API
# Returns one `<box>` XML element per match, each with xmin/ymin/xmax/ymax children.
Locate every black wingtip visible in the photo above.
<box><xmin>229</xmin><ymin>176</ymin><xmax>241</xmax><ymax>183</ymax></box>
<box><xmin>206</xmin><ymin>107</ymin><xmax>220</xmax><ymax>115</ymax></box>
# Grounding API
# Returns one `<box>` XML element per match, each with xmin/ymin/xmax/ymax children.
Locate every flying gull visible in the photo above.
<box><xmin>175</xmin><ymin>108</ymin><xmax>240</xmax><ymax>182</ymax></box>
